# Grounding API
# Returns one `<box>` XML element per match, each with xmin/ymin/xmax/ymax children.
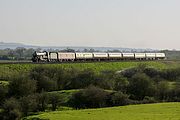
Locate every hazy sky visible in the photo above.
<box><xmin>0</xmin><ymin>0</ymin><xmax>180</xmax><ymax>49</ymax></box>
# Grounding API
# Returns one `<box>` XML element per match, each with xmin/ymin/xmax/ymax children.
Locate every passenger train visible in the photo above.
<box><xmin>32</xmin><ymin>51</ymin><xmax>166</xmax><ymax>62</ymax></box>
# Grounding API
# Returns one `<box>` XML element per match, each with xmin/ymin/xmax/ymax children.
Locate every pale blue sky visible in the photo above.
<box><xmin>0</xmin><ymin>0</ymin><xmax>180</xmax><ymax>49</ymax></box>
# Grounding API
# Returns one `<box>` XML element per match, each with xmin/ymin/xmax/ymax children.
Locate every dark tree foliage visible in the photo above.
<box><xmin>113</xmin><ymin>74</ymin><xmax>129</xmax><ymax>93</ymax></box>
<box><xmin>57</xmin><ymin>67</ymin><xmax>80</xmax><ymax>90</ymax></box>
<box><xmin>156</xmin><ymin>81</ymin><xmax>171</xmax><ymax>101</ymax></box>
<box><xmin>70</xmin><ymin>69</ymin><xmax>96</xmax><ymax>89</ymax></box>
<box><xmin>110</xmin><ymin>91</ymin><xmax>129</xmax><ymax>106</ymax></box>
<box><xmin>121</xmin><ymin>67</ymin><xmax>138</xmax><ymax>78</ymax></box>
<box><xmin>48</xmin><ymin>93</ymin><xmax>62</xmax><ymax>111</ymax></box>
<box><xmin>161</xmin><ymin>68</ymin><xmax>180</xmax><ymax>81</ymax></box>
<box><xmin>30</xmin><ymin>66</ymin><xmax>59</xmax><ymax>92</ymax></box>
<box><xmin>143</xmin><ymin>67</ymin><xmax>160</xmax><ymax>78</ymax></box>
<box><xmin>128</xmin><ymin>73</ymin><xmax>155</xmax><ymax>100</ymax></box>
<box><xmin>96</xmin><ymin>70</ymin><xmax>115</xmax><ymax>90</ymax></box>
<box><xmin>20</xmin><ymin>94</ymin><xmax>39</xmax><ymax>116</ymax></box>
<box><xmin>36</xmin><ymin>92</ymin><xmax>48</xmax><ymax>112</ymax></box>
<box><xmin>8</xmin><ymin>74</ymin><xmax>37</xmax><ymax>98</ymax></box>
<box><xmin>69</xmin><ymin>86</ymin><xmax>109</xmax><ymax>109</ymax></box>
<box><xmin>20</xmin><ymin>92</ymin><xmax>49</xmax><ymax>115</ymax></box>
<box><xmin>1</xmin><ymin>98</ymin><xmax>22</xmax><ymax>120</ymax></box>
<box><xmin>121</xmin><ymin>64</ymin><xmax>147</xmax><ymax>78</ymax></box>
<box><xmin>0</xmin><ymin>85</ymin><xmax>8</xmax><ymax>106</ymax></box>
<box><xmin>0</xmin><ymin>47</ymin><xmax>36</xmax><ymax>60</ymax></box>
<box><xmin>172</xmin><ymin>82</ymin><xmax>180</xmax><ymax>101</ymax></box>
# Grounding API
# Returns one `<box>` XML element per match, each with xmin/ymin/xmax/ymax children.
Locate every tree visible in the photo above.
<box><xmin>71</xmin><ymin>69</ymin><xmax>96</xmax><ymax>89</ymax></box>
<box><xmin>143</xmin><ymin>67</ymin><xmax>160</xmax><ymax>78</ymax></box>
<box><xmin>113</xmin><ymin>74</ymin><xmax>129</xmax><ymax>93</ymax></box>
<box><xmin>15</xmin><ymin>47</ymin><xmax>26</xmax><ymax>60</ymax></box>
<box><xmin>48</xmin><ymin>93</ymin><xmax>62</xmax><ymax>111</ymax></box>
<box><xmin>97</xmin><ymin>70</ymin><xmax>115</xmax><ymax>90</ymax></box>
<box><xmin>0</xmin><ymin>85</ymin><xmax>8</xmax><ymax>106</ymax></box>
<box><xmin>69</xmin><ymin>86</ymin><xmax>108</xmax><ymax>109</ymax></box>
<box><xmin>7</xmin><ymin>49</ymin><xmax>15</xmax><ymax>60</ymax></box>
<box><xmin>20</xmin><ymin>94</ymin><xmax>39</xmax><ymax>116</ymax></box>
<box><xmin>8</xmin><ymin>74</ymin><xmax>37</xmax><ymax>98</ymax></box>
<box><xmin>36</xmin><ymin>92</ymin><xmax>48</xmax><ymax>112</ymax></box>
<box><xmin>110</xmin><ymin>91</ymin><xmax>129</xmax><ymax>106</ymax></box>
<box><xmin>121</xmin><ymin>67</ymin><xmax>138</xmax><ymax>78</ymax></box>
<box><xmin>128</xmin><ymin>73</ymin><xmax>155</xmax><ymax>100</ymax></box>
<box><xmin>1</xmin><ymin>98</ymin><xmax>22</xmax><ymax>120</ymax></box>
<box><xmin>30</xmin><ymin>66</ymin><xmax>58</xmax><ymax>92</ymax></box>
<box><xmin>156</xmin><ymin>81</ymin><xmax>170</xmax><ymax>100</ymax></box>
<box><xmin>161</xmin><ymin>68</ymin><xmax>180</xmax><ymax>81</ymax></box>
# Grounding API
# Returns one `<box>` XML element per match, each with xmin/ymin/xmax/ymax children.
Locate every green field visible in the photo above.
<box><xmin>48</xmin><ymin>89</ymin><xmax>80</xmax><ymax>105</ymax></box>
<box><xmin>0</xmin><ymin>61</ymin><xmax>171</xmax><ymax>80</ymax></box>
<box><xmin>25</xmin><ymin>102</ymin><xmax>180</xmax><ymax>120</ymax></box>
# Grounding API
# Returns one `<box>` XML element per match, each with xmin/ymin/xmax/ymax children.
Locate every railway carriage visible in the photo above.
<box><xmin>155</xmin><ymin>53</ymin><xmax>166</xmax><ymax>60</ymax></box>
<box><xmin>58</xmin><ymin>52</ymin><xmax>75</xmax><ymax>61</ymax></box>
<box><xmin>134</xmin><ymin>53</ymin><xmax>146</xmax><ymax>60</ymax></box>
<box><xmin>108</xmin><ymin>53</ymin><xmax>122</xmax><ymax>60</ymax></box>
<box><xmin>93</xmin><ymin>53</ymin><xmax>108</xmax><ymax>61</ymax></box>
<box><xmin>75</xmin><ymin>53</ymin><xmax>93</xmax><ymax>60</ymax></box>
<box><xmin>145</xmin><ymin>53</ymin><xmax>156</xmax><ymax>60</ymax></box>
<box><xmin>122</xmin><ymin>53</ymin><xmax>135</xmax><ymax>59</ymax></box>
<box><xmin>49</xmin><ymin>52</ymin><xmax>58</xmax><ymax>61</ymax></box>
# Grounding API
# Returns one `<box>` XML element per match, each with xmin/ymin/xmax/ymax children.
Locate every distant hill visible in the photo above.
<box><xmin>0</xmin><ymin>42</ymin><xmax>39</xmax><ymax>49</ymax></box>
<box><xmin>0</xmin><ymin>42</ymin><xmax>156</xmax><ymax>52</ymax></box>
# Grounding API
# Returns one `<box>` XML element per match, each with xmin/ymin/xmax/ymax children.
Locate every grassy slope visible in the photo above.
<box><xmin>26</xmin><ymin>102</ymin><xmax>180</xmax><ymax>120</ymax></box>
<box><xmin>48</xmin><ymin>89</ymin><xmax>80</xmax><ymax>105</ymax></box>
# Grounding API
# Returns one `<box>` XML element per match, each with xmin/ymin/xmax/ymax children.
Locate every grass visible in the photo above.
<box><xmin>25</xmin><ymin>102</ymin><xmax>180</xmax><ymax>120</ymax></box>
<box><xmin>0</xmin><ymin>61</ymin><xmax>169</xmax><ymax>80</ymax></box>
<box><xmin>48</xmin><ymin>89</ymin><xmax>80</xmax><ymax>104</ymax></box>
<box><xmin>161</xmin><ymin>60</ymin><xmax>180</xmax><ymax>68</ymax></box>
<box><xmin>47</xmin><ymin>89</ymin><xmax>114</xmax><ymax>106</ymax></box>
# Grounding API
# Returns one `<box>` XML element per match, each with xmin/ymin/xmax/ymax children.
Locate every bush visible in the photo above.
<box><xmin>69</xmin><ymin>85</ymin><xmax>109</xmax><ymax>109</ymax></box>
<box><xmin>0</xmin><ymin>85</ymin><xmax>8</xmax><ymax>106</ymax></box>
<box><xmin>142</xmin><ymin>96</ymin><xmax>157</xmax><ymax>104</ymax></box>
<box><xmin>161</xmin><ymin>68</ymin><xmax>180</xmax><ymax>81</ymax></box>
<box><xmin>128</xmin><ymin>73</ymin><xmax>156</xmax><ymax>100</ymax></box>
<box><xmin>30</xmin><ymin>66</ymin><xmax>59</xmax><ymax>92</ymax></box>
<box><xmin>47</xmin><ymin>92</ymin><xmax>62</xmax><ymax>111</ymax></box>
<box><xmin>113</xmin><ymin>74</ymin><xmax>129</xmax><ymax>93</ymax></box>
<box><xmin>121</xmin><ymin>67</ymin><xmax>138</xmax><ymax>78</ymax></box>
<box><xmin>1</xmin><ymin>98</ymin><xmax>22</xmax><ymax>120</ymax></box>
<box><xmin>110</xmin><ymin>91</ymin><xmax>129</xmax><ymax>106</ymax></box>
<box><xmin>143</xmin><ymin>67</ymin><xmax>160</xmax><ymax>78</ymax></box>
<box><xmin>36</xmin><ymin>92</ymin><xmax>48</xmax><ymax>112</ymax></box>
<box><xmin>156</xmin><ymin>81</ymin><xmax>170</xmax><ymax>101</ymax></box>
<box><xmin>70</xmin><ymin>69</ymin><xmax>96</xmax><ymax>89</ymax></box>
<box><xmin>20</xmin><ymin>94</ymin><xmax>40</xmax><ymax>116</ymax></box>
<box><xmin>8</xmin><ymin>74</ymin><xmax>37</xmax><ymax>98</ymax></box>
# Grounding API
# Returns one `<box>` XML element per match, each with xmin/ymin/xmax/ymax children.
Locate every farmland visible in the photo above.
<box><xmin>0</xmin><ymin>61</ymin><xmax>170</xmax><ymax>80</ymax></box>
<box><xmin>1</xmin><ymin>61</ymin><xmax>180</xmax><ymax>120</ymax></box>
<box><xmin>25</xmin><ymin>102</ymin><xmax>180</xmax><ymax>120</ymax></box>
